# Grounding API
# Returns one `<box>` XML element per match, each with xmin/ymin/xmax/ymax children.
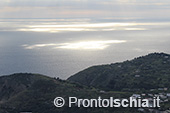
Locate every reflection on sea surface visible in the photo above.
<box><xmin>0</xmin><ymin>18</ymin><xmax>170</xmax><ymax>79</ymax></box>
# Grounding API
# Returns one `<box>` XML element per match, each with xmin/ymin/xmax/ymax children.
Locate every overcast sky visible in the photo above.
<box><xmin>0</xmin><ymin>0</ymin><xmax>170</xmax><ymax>20</ymax></box>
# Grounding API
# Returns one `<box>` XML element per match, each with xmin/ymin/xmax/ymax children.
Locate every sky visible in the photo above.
<box><xmin>0</xmin><ymin>0</ymin><xmax>170</xmax><ymax>34</ymax></box>
<box><xmin>0</xmin><ymin>0</ymin><xmax>170</xmax><ymax>19</ymax></box>
<box><xmin>0</xmin><ymin>0</ymin><xmax>170</xmax><ymax>78</ymax></box>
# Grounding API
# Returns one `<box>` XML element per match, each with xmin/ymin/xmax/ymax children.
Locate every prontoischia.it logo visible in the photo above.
<box><xmin>54</xmin><ymin>96</ymin><xmax>160</xmax><ymax>108</ymax></box>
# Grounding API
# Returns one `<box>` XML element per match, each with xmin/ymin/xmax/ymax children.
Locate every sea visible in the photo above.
<box><xmin>0</xmin><ymin>18</ymin><xmax>170</xmax><ymax>79</ymax></box>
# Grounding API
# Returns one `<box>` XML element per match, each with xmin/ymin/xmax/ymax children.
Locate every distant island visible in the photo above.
<box><xmin>0</xmin><ymin>53</ymin><xmax>170</xmax><ymax>113</ymax></box>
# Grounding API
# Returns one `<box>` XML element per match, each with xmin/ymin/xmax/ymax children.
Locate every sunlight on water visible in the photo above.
<box><xmin>17</xmin><ymin>22</ymin><xmax>147</xmax><ymax>32</ymax></box>
<box><xmin>1</xmin><ymin>19</ymin><xmax>170</xmax><ymax>33</ymax></box>
<box><xmin>23</xmin><ymin>40</ymin><xmax>126</xmax><ymax>50</ymax></box>
<box><xmin>56</xmin><ymin>40</ymin><xmax>126</xmax><ymax>50</ymax></box>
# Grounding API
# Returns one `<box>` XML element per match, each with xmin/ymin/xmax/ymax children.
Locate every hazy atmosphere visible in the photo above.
<box><xmin>0</xmin><ymin>0</ymin><xmax>170</xmax><ymax>79</ymax></box>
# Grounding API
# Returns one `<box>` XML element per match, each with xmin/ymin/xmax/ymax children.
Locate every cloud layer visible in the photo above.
<box><xmin>0</xmin><ymin>0</ymin><xmax>170</xmax><ymax>19</ymax></box>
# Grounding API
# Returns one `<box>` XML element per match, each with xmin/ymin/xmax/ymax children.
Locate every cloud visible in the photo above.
<box><xmin>0</xmin><ymin>0</ymin><xmax>170</xmax><ymax>19</ymax></box>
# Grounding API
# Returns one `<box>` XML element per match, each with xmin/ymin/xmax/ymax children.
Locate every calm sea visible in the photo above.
<box><xmin>0</xmin><ymin>18</ymin><xmax>170</xmax><ymax>79</ymax></box>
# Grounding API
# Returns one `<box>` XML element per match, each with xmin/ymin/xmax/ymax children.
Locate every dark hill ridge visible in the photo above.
<box><xmin>0</xmin><ymin>73</ymin><xmax>136</xmax><ymax>113</ymax></box>
<box><xmin>0</xmin><ymin>53</ymin><xmax>170</xmax><ymax>112</ymax></box>
<box><xmin>68</xmin><ymin>52</ymin><xmax>170</xmax><ymax>91</ymax></box>
<box><xmin>0</xmin><ymin>73</ymin><xmax>50</xmax><ymax>103</ymax></box>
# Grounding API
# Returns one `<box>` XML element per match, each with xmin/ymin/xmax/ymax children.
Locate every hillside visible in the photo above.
<box><xmin>1</xmin><ymin>53</ymin><xmax>170</xmax><ymax>112</ymax></box>
<box><xmin>68</xmin><ymin>53</ymin><xmax>170</xmax><ymax>91</ymax></box>
<box><xmin>0</xmin><ymin>73</ymin><xmax>137</xmax><ymax>113</ymax></box>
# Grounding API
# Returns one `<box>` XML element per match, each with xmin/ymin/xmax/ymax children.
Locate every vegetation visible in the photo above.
<box><xmin>0</xmin><ymin>73</ymin><xmax>138</xmax><ymax>113</ymax></box>
<box><xmin>68</xmin><ymin>53</ymin><xmax>170</xmax><ymax>92</ymax></box>
<box><xmin>1</xmin><ymin>52</ymin><xmax>170</xmax><ymax>112</ymax></box>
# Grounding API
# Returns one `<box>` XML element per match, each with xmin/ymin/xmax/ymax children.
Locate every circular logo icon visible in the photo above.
<box><xmin>54</xmin><ymin>97</ymin><xmax>65</xmax><ymax>107</ymax></box>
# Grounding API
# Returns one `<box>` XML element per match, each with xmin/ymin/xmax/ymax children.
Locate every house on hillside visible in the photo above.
<box><xmin>131</xmin><ymin>94</ymin><xmax>141</xmax><ymax>99</ymax></box>
<box><xmin>167</xmin><ymin>93</ymin><xmax>170</xmax><ymax>98</ymax></box>
<box><xmin>135</xmin><ymin>75</ymin><xmax>141</xmax><ymax>78</ymax></box>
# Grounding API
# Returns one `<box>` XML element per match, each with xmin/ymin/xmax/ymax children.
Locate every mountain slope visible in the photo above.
<box><xmin>68</xmin><ymin>53</ymin><xmax>170</xmax><ymax>91</ymax></box>
<box><xmin>0</xmin><ymin>73</ymin><xmax>51</xmax><ymax>103</ymax></box>
<box><xmin>0</xmin><ymin>73</ymin><xmax>136</xmax><ymax>113</ymax></box>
